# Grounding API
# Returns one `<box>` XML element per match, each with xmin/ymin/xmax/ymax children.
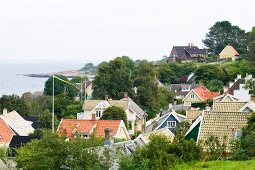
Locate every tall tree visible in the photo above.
<box><xmin>44</xmin><ymin>75</ymin><xmax>78</xmax><ymax>99</ymax></box>
<box><xmin>247</xmin><ymin>27</ymin><xmax>255</xmax><ymax>63</ymax></box>
<box><xmin>0</xmin><ymin>95</ymin><xmax>28</xmax><ymax>116</ymax></box>
<box><xmin>92</xmin><ymin>56</ymin><xmax>134</xmax><ymax>99</ymax></box>
<box><xmin>100</xmin><ymin>106</ymin><xmax>128</xmax><ymax>127</ymax></box>
<box><xmin>203</xmin><ymin>21</ymin><xmax>247</xmax><ymax>55</ymax></box>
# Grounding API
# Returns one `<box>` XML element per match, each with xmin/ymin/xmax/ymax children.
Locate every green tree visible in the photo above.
<box><xmin>157</xmin><ymin>62</ymin><xmax>177</xmax><ymax>84</ymax></box>
<box><xmin>0</xmin><ymin>95</ymin><xmax>28</xmax><ymax>116</ymax></box>
<box><xmin>44</xmin><ymin>75</ymin><xmax>78</xmax><ymax>99</ymax></box>
<box><xmin>207</xmin><ymin>79</ymin><xmax>224</xmax><ymax>92</ymax></box>
<box><xmin>92</xmin><ymin>56</ymin><xmax>135</xmax><ymax>99</ymax></box>
<box><xmin>38</xmin><ymin>109</ymin><xmax>59</xmax><ymax>129</ymax></box>
<box><xmin>61</xmin><ymin>103</ymin><xmax>83</xmax><ymax>119</ymax></box>
<box><xmin>203</xmin><ymin>21</ymin><xmax>247</xmax><ymax>55</ymax></box>
<box><xmin>70</xmin><ymin>76</ymin><xmax>88</xmax><ymax>83</ymax></box>
<box><xmin>100</xmin><ymin>106</ymin><xmax>128</xmax><ymax>127</ymax></box>
<box><xmin>247</xmin><ymin>27</ymin><xmax>255</xmax><ymax>63</ymax></box>
<box><xmin>15</xmin><ymin>132</ymin><xmax>106</xmax><ymax>169</ymax></box>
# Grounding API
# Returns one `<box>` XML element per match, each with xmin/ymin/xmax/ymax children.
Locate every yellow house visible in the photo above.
<box><xmin>219</xmin><ymin>45</ymin><xmax>239</xmax><ymax>60</ymax></box>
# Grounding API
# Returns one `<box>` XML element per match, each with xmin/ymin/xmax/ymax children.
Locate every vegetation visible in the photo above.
<box><xmin>203</xmin><ymin>21</ymin><xmax>247</xmax><ymax>55</ymax></box>
<box><xmin>206</xmin><ymin>80</ymin><xmax>224</xmax><ymax>93</ymax></box>
<box><xmin>100</xmin><ymin>106</ymin><xmax>128</xmax><ymax>127</ymax></box>
<box><xmin>15</xmin><ymin>132</ymin><xmax>107</xmax><ymax>169</ymax></box>
<box><xmin>0</xmin><ymin>95</ymin><xmax>28</xmax><ymax>116</ymax></box>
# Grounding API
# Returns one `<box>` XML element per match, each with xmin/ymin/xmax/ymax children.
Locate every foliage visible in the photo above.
<box><xmin>206</xmin><ymin>80</ymin><xmax>224</xmax><ymax>92</ymax></box>
<box><xmin>0</xmin><ymin>147</ymin><xmax>8</xmax><ymax>163</ymax></box>
<box><xmin>120</xmin><ymin>135</ymin><xmax>202</xmax><ymax>169</ymax></box>
<box><xmin>61</xmin><ymin>103</ymin><xmax>83</xmax><ymax>119</ymax></box>
<box><xmin>175</xmin><ymin>121</ymin><xmax>191</xmax><ymax>135</ymax></box>
<box><xmin>204</xmin><ymin>135</ymin><xmax>228</xmax><ymax>160</ymax></box>
<box><xmin>80</xmin><ymin>63</ymin><xmax>97</xmax><ymax>74</ymax></box>
<box><xmin>203</xmin><ymin>21</ymin><xmax>247</xmax><ymax>55</ymax></box>
<box><xmin>232</xmin><ymin>113</ymin><xmax>255</xmax><ymax>160</ymax></box>
<box><xmin>15</xmin><ymin>132</ymin><xmax>106</xmax><ymax>170</ymax></box>
<box><xmin>92</xmin><ymin>56</ymin><xmax>135</xmax><ymax>100</ymax></box>
<box><xmin>100</xmin><ymin>106</ymin><xmax>128</xmax><ymax>127</ymax></box>
<box><xmin>70</xmin><ymin>76</ymin><xmax>88</xmax><ymax>83</ymax></box>
<box><xmin>247</xmin><ymin>27</ymin><xmax>255</xmax><ymax>63</ymax></box>
<box><xmin>191</xmin><ymin>101</ymin><xmax>213</xmax><ymax>110</ymax></box>
<box><xmin>0</xmin><ymin>95</ymin><xmax>28</xmax><ymax>116</ymax></box>
<box><xmin>195</xmin><ymin>64</ymin><xmax>226</xmax><ymax>85</ymax></box>
<box><xmin>44</xmin><ymin>75</ymin><xmax>78</xmax><ymax>99</ymax></box>
<box><xmin>38</xmin><ymin>109</ymin><xmax>59</xmax><ymax>130</ymax></box>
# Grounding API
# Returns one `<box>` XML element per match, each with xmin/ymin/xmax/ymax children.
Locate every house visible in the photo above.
<box><xmin>219</xmin><ymin>45</ymin><xmax>239</xmax><ymax>60</ymax></box>
<box><xmin>77</xmin><ymin>96</ymin><xmax>146</xmax><ymax>135</ymax></box>
<box><xmin>186</xmin><ymin>109</ymin><xmax>202</xmax><ymax>123</ymax></box>
<box><xmin>213</xmin><ymin>93</ymin><xmax>240</xmax><ymax>102</ymax></box>
<box><xmin>185</xmin><ymin>101</ymin><xmax>255</xmax><ymax>151</ymax></box>
<box><xmin>81</xmin><ymin>81</ymin><xmax>93</xmax><ymax>99</ymax></box>
<box><xmin>0</xmin><ymin>118</ymin><xmax>14</xmax><ymax>147</ymax></box>
<box><xmin>225</xmin><ymin>74</ymin><xmax>254</xmax><ymax>101</ymax></box>
<box><xmin>0</xmin><ymin>109</ymin><xmax>34</xmax><ymax>136</ymax></box>
<box><xmin>182</xmin><ymin>85</ymin><xmax>220</xmax><ymax>108</ymax></box>
<box><xmin>57</xmin><ymin>117</ymin><xmax>131</xmax><ymax>140</ymax></box>
<box><xmin>169</xmin><ymin>84</ymin><xmax>200</xmax><ymax>99</ymax></box>
<box><xmin>168</xmin><ymin>44</ymin><xmax>207</xmax><ymax>62</ymax></box>
<box><xmin>145</xmin><ymin>111</ymin><xmax>186</xmax><ymax>134</ymax></box>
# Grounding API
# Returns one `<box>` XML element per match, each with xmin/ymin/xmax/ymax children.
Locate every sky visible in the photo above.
<box><xmin>0</xmin><ymin>0</ymin><xmax>254</xmax><ymax>64</ymax></box>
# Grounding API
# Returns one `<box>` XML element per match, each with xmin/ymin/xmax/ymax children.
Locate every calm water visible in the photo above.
<box><xmin>0</xmin><ymin>63</ymin><xmax>84</xmax><ymax>96</ymax></box>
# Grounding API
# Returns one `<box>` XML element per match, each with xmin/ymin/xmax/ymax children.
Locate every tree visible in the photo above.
<box><xmin>38</xmin><ymin>109</ymin><xmax>59</xmax><ymax>129</ymax></box>
<box><xmin>0</xmin><ymin>95</ymin><xmax>28</xmax><ymax>116</ymax></box>
<box><xmin>245</xmin><ymin>79</ymin><xmax>255</xmax><ymax>95</ymax></box>
<box><xmin>195</xmin><ymin>64</ymin><xmax>226</xmax><ymax>85</ymax></box>
<box><xmin>247</xmin><ymin>27</ymin><xmax>255</xmax><ymax>63</ymax></box>
<box><xmin>100</xmin><ymin>106</ymin><xmax>127</xmax><ymax>127</ymax></box>
<box><xmin>44</xmin><ymin>75</ymin><xmax>78</xmax><ymax>99</ymax></box>
<box><xmin>70</xmin><ymin>76</ymin><xmax>88</xmax><ymax>83</ymax></box>
<box><xmin>207</xmin><ymin>80</ymin><xmax>224</xmax><ymax>92</ymax></box>
<box><xmin>203</xmin><ymin>21</ymin><xmax>247</xmax><ymax>55</ymax></box>
<box><xmin>15</xmin><ymin>132</ymin><xmax>106</xmax><ymax>169</ymax></box>
<box><xmin>92</xmin><ymin>56</ymin><xmax>134</xmax><ymax>99</ymax></box>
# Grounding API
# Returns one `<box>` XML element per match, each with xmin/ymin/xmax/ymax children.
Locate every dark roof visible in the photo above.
<box><xmin>23</xmin><ymin>116</ymin><xmax>39</xmax><ymax>129</ymax></box>
<box><xmin>9</xmin><ymin>136</ymin><xmax>33</xmax><ymax>148</ymax></box>
<box><xmin>169</xmin><ymin>46</ymin><xmax>207</xmax><ymax>61</ymax></box>
<box><xmin>229</xmin><ymin>79</ymin><xmax>245</xmax><ymax>95</ymax></box>
<box><xmin>169</xmin><ymin>84</ymin><xmax>200</xmax><ymax>97</ymax></box>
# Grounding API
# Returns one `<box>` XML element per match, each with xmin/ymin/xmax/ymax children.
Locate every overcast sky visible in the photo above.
<box><xmin>0</xmin><ymin>0</ymin><xmax>254</xmax><ymax>63</ymax></box>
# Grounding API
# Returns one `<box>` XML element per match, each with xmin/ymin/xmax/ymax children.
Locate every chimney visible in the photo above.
<box><xmin>188</xmin><ymin>43</ymin><xmax>191</xmax><ymax>47</ymax></box>
<box><xmin>205</xmin><ymin>103</ymin><xmax>211</xmax><ymax>111</ymax></box>
<box><xmin>92</xmin><ymin>113</ymin><xmax>96</xmax><ymax>121</ymax></box>
<box><xmin>104</xmin><ymin>95</ymin><xmax>108</xmax><ymax>101</ymax></box>
<box><xmin>3</xmin><ymin>108</ymin><xmax>7</xmax><ymax>116</ymax></box>
<box><xmin>168</xmin><ymin>103</ymin><xmax>173</xmax><ymax>112</ymax></box>
<box><xmin>124</xmin><ymin>92</ymin><xmax>128</xmax><ymax>99</ymax></box>
<box><xmin>104</xmin><ymin>128</ymin><xmax>114</xmax><ymax>147</ymax></box>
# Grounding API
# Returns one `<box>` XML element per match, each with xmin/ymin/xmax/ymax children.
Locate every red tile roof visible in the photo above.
<box><xmin>58</xmin><ymin>119</ymin><xmax>122</xmax><ymax>139</ymax></box>
<box><xmin>227</xmin><ymin>45</ymin><xmax>239</xmax><ymax>56</ymax></box>
<box><xmin>0</xmin><ymin>118</ymin><xmax>14</xmax><ymax>144</ymax></box>
<box><xmin>193</xmin><ymin>86</ymin><xmax>220</xmax><ymax>101</ymax></box>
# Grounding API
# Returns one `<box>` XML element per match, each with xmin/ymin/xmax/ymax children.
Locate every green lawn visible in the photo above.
<box><xmin>174</xmin><ymin>160</ymin><xmax>255</xmax><ymax>170</ymax></box>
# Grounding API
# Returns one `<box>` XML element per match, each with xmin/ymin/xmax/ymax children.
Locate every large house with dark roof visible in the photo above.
<box><xmin>169</xmin><ymin>84</ymin><xmax>200</xmax><ymax>99</ymax></box>
<box><xmin>77</xmin><ymin>96</ymin><xmax>146</xmax><ymax>135</ymax></box>
<box><xmin>168</xmin><ymin>44</ymin><xmax>207</xmax><ymax>62</ymax></box>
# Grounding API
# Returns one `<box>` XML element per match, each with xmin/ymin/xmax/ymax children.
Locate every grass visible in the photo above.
<box><xmin>174</xmin><ymin>160</ymin><xmax>255</xmax><ymax>170</ymax></box>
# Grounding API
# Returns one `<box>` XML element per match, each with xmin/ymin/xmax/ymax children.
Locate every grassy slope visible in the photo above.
<box><xmin>174</xmin><ymin>160</ymin><xmax>255</xmax><ymax>170</ymax></box>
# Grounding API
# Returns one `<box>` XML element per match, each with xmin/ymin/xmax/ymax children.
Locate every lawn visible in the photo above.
<box><xmin>174</xmin><ymin>160</ymin><xmax>255</xmax><ymax>170</ymax></box>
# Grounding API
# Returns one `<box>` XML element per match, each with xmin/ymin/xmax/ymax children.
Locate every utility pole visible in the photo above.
<box><xmin>52</xmin><ymin>74</ymin><xmax>55</xmax><ymax>133</ymax></box>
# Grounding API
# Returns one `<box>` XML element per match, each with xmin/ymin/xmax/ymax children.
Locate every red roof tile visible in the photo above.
<box><xmin>58</xmin><ymin>119</ymin><xmax>121</xmax><ymax>139</ymax></box>
<box><xmin>194</xmin><ymin>86</ymin><xmax>220</xmax><ymax>101</ymax></box>
<box><xmin>0</xmin><ymin>118</ymin><xmax>14</xmax><ymax>144</ymax></box>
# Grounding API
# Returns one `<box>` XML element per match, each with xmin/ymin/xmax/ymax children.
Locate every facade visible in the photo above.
<box><xmin>183</xmin><ymin>86</ymin><xmax>220</xmax><ymax>107</ymax></box>
<box><xmin>78</xmin><ymin>97</ymin><xmax>145</xmax><ymax>135</ymax></box>
<box><xmin>168</xmin><ymin>44</ymin><xmax>207</xmax><ymax>62</ymax></box>
<box><xmin>219</xmin><ymin>45</ymin><xmax>239</xmax><ymax>60</ymax></box>
<box><xmin>0</xmin><ymin>118</ymin><xmax>14</xmax><ymax>147</ymax></box>
<box><xmin>169</xmin><ymin>84</ymin><xmax>200</xmax><ymax>99</ymax></box>
<box><xmin>145</xmin><ymin>111</ymin><xmax>186</xmax><ymax>134</ymax></box>
<box><xmin>0</xmin><ymin>109</ymin><xmax>34</xmax><ymax>136</ymax></box>
<box><xmin>225</xmin><ymin>74</ymin><xmax>254</xmax><ymax>101</ymax></box>
<box><xmin>57</xmin><ymin>118</ymin><xmax>131</xmax><ymax>140</ymax></box>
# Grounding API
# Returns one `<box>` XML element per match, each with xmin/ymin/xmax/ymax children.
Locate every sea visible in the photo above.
<box><xmin>0</xmin><ymin>63</ymin><xmax>84</xmax><ymax>96</ymax></box>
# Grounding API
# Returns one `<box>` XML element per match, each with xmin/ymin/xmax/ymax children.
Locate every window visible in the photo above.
<box><xmin>0</xmin><ymin>135</ymin><xmax>2</xmax><ymax>140</ymax></box>
<box><xmin>234</xmin><ymin>131</ymin><xmax>241</xmax><ymax>139</ymax></box>
<box><xmin>167</xmin><ymin>121</ymin><xmax>176</xmax><ymax>128</ymax></box>
<box><xmin>191</xmin><ymin>94</ymin><xmax>195</xmax><ymax>99</ymax></box>
<box><xmin>96</xmin><ymin>111</ymin><xmax>101</xmax><ymax>118</ymax></box>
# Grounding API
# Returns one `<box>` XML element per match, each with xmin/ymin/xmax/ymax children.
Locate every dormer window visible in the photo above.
<box><xmin>96</xmin><ymin>111</ymin><xmax>101</xmax><ymax>118</ymax></box>
<box><xmin>191</xmin><ymin>94</ymin><xmax>195</xmax><ymax>99</ymax></box>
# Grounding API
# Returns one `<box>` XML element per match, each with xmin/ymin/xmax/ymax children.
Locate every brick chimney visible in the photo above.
<box><xmin>105</xmin><ymin>95</ymin><xmax>108</xmax><ymax>101</ymax></box>
<box><xmin>92</xmin><ymin>113</ymin><xmax>96</xmax><ymax>121</ymax></box>
<box><xmin>124</xmin><ymin>92</ymin><xmax>128</xmax><ymax>99</ymax></box>
<box><xmin>104</xmin><ymin>128</ymin><xmax>114</xmax><ymax>147</ymax></box>
<box><xmin>3</xmin><ymin>108</ymin><xmax>7</xmax><ymax>116</ymax></box>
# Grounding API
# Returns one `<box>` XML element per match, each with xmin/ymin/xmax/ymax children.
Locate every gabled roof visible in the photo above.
<box><xmin>239</xmin><ymin>102</ymin><xmax>255</xmax><ymax>112</ymax></box>
<box><xmin>220</xmin><ymin>45</ymin><xmax>239</xmax><ymax>56</ymax></box>
<box><xmin>212</xmin><ymin>101</ymin><xmax>247</xmax><ymax>112</ymax></box>
<box><xmin>183</xmin><ymin>86</ymin><xmax>220</xmax><ymax>102</ymax></box>
<box><xmin>198</xmin><ymin>110</ymin><xmax>251</xmax><ymax>151</ymax></box>
<box><xmin>213</xmin><ymin>93</ymin><xmax>240</xmax><ymax>102</ymax></box>
<box><xmin>0</xmin><ymin>110</ymin><xmax>34</xmax><ymax>136</ymax></box>
<box><xmin>229</xmin><ymin>79</ymin><xmax>245</xmax><ymax>95</ymax></box>
<box><xmin>171</xmin><ymin>46</ymin><xmax>207</xmax><ymax>59</ymax></box>
<box><xmin>185</xmin><ymin>115</ymin><xmax>202</xmax><ymax>141</ymax></box>
<box><xmin>58</xmin><ymin>119</ymin><xmax>130</xmax><ymax>140</ymax></box>
<box><xmin>169</xmin><ymin>84</ymin><xmax>200</xmax><ymax>96</ymax></box>
<box><xmin>0</xmin><ymin>118</ymin><xmax>14</xmax><ymax>145</ymax></box>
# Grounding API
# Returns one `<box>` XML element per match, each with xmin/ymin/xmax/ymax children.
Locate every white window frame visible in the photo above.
<box><xmin>96</xmin><ymin>110</ymin><xmax>101</xmax><ymax>118</ymax></box>
<box><xmin>191</xmin><ymin>94</ymin><xmax>195</xmax><ymax>99</ymax></box>
<box><xmin>167</xmin><ymin>121</ymin><xmax>176</xmax><ymax>128</ymax></box>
